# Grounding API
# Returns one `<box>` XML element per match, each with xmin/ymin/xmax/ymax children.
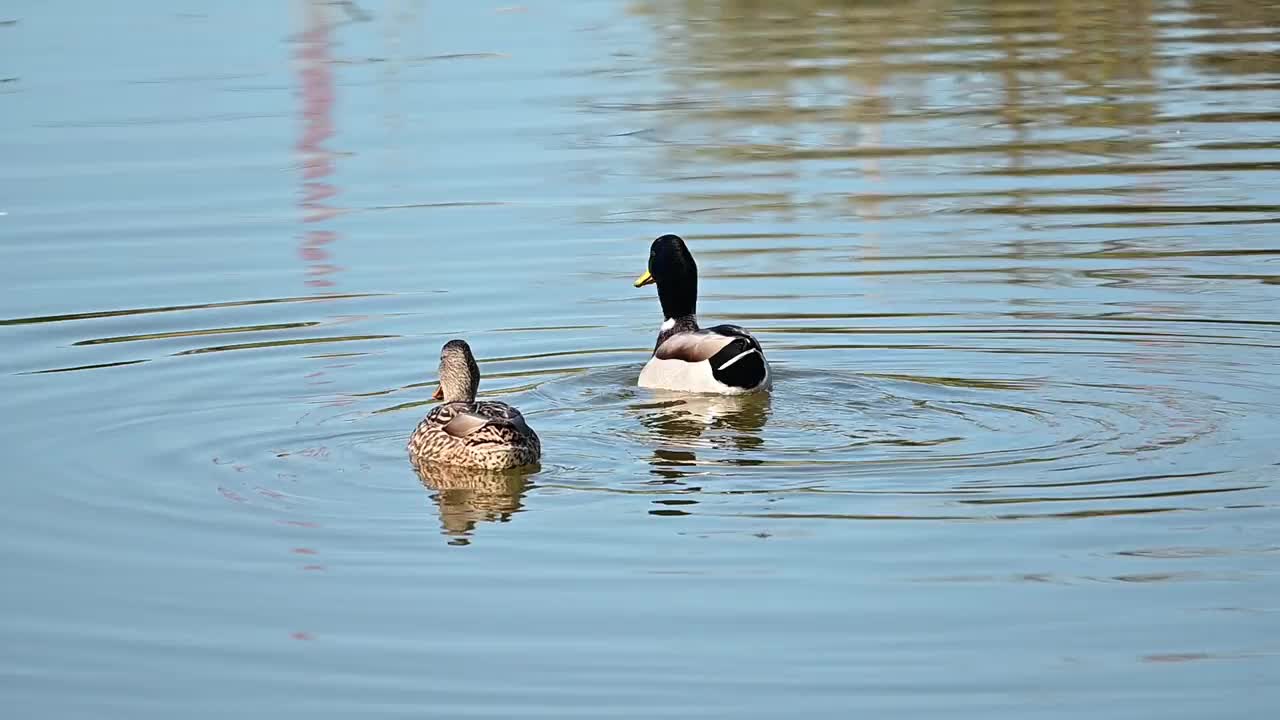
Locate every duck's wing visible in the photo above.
<box><xmin>705</xmin><ymin>324</ymin><xmax>765</xmax><ymax>360</ymax></box>
<box><xmin>442</xmin><ymin>401</ymin><xmax>533</xmax><ymax>439</ymax></box>
<box><xmin>654</xmin><ymin>330</ymin><xmax>734</xmax><ymax>363</ymax></box>
<box><xmin>653</xmin><ymin>326</ymin><xmax>768</xmax><ymax>391</ymax></box>
<box><xmin>656</xmin><ymin>326</ymin><xmax>764</xmax><ymax>366</ymax></box>
<box><xmin>426</xmin><ymin>403</ymin><xmax>489</xmax><ymax>439</ymax></box>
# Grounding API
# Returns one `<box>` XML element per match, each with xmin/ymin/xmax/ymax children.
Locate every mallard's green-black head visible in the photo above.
<box><xmin>433</xmin><ymin>339</ymin><xmax>480</xmax><ymax>402</ymax></box>
<box><xmin>634</xmin><ymin>234</ymin><xmax>697</xmax><ymax>319</ymax></box>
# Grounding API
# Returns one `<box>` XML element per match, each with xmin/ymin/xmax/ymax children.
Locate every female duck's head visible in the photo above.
<box><xmin>634</xmin><ymin>234</ymin><xmax>697</xmax><ymax>320</ymax></box>
<box><xmin>432</xmin><ymin>339</ymin><xmax>480</xmax><ymax>403</ymax></box>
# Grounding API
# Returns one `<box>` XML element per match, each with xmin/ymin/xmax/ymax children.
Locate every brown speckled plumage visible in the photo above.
<box><xmin>407</xmin><ymin>339</ymin><xmax>541</xmax><ymax>470</ymax></box>
<box><xmin>408</xmin><ymin>400</ymin><xmax>541</xmax><ymax>470</ymax></box>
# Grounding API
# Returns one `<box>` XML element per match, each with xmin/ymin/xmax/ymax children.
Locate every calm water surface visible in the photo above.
<box><xmin>2</xmin><ymin>1</ymin><xmax>1279</xmax><ymax>717</ymax></box>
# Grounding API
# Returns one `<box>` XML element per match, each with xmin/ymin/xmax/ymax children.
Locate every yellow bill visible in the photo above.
<box><xmin>633</xmin><ymin>269</ymin><xmax>655</xmax><ymax>288</ymax></box>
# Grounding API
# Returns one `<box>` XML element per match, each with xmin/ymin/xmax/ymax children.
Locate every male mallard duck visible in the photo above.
<box><xmin>633</xmin><ymin>234</ymin><xmax>771</xmax><ymax>394</ymax></box>
<box><xmin>407</xmin><ymin>339</ymin><xmax>541</xmax><ymax>470</ymax></box>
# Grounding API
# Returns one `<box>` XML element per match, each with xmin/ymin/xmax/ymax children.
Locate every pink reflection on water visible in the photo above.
<box><xmin>295</xmin><ymin>1</ymin><xmax>343</xmax><ymax>289</ymax></box>
<box><xmin>217</xmin><ymin>486</ymin><xmax>248</xmax><ymax>503</ymax></box>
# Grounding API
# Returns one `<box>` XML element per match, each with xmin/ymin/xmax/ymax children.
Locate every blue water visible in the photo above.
<box><xmin>2</xmin><ymin>1</ymin><xmax>1278</xmax><ymax>717</ymax></box>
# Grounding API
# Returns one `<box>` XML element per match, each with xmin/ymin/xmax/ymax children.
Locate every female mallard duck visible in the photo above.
<box><xmin>633</xmin><ymin>234</ymin><xmax>771</xmax><ymax>394</ymax></box>
<box><xmin>407</xmin><ymin>339</ymin><xmax>541</xmax><ymax>470</ymax></box>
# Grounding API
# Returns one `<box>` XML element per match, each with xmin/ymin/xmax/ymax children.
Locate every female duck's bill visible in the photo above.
<box><xmin>633</xmin><ymin>234</ymin><xmax>771</xmax><ymax>395</ymax></box>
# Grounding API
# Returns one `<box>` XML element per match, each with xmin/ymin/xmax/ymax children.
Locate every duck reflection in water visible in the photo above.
<box><xmin>635</xmin><ymin>391</ymin><xmax>771</xmax><ymax>480</ymax></box>
<box><xmin>413</xmin><ymin>462</ymin><xmax>537</xmax><ymax>546</ymax></box>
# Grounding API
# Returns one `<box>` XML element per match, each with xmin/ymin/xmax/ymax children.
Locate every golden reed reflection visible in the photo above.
<box><xmin>636</xmin><ymin>1</ymin><xmax>1164</xmax><ymax>165</ymax></box>
<box><xmin>617</xmin><ymin>0</ymin><xmax>1280</xmax><ymax>226</ymax></box>
<box><xmin>414</xmin><ymin>462</ymin><xmax>536</xmax><ymax>545</ymax></box>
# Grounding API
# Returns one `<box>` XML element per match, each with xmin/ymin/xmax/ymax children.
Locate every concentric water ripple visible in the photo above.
<box><xmin>7</xmin><ymin>294</ymin><xmax>1271</xmax><ymax>533</ymax></box>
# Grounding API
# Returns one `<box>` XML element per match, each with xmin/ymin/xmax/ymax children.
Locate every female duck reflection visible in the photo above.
<box><xmin>409</xmin><ymin>339</ymin><xmax>540</xmax><ymax>544</ymax></box>
<box><xmin>414</xmin><ymin>463</ymin><xmax>533</xmax><ymax>546</ymax></box>
<box><xmin>633</xmin><ymin>392</ymin><xmax>772</xmax><ymax>480</ymax></box>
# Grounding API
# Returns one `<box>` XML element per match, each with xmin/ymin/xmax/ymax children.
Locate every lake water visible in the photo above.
<box><xmin>2</xmin><ymin>1</ymin><xmax>1279</xmax><ymax>717</ymax></box>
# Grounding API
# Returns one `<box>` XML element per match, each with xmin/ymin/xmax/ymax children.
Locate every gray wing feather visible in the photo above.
<box><xmin>443</xmin><ymin>401</ymin><xmax>531</xmax><ymax>438</ymax></box>
<box><xmin>654</xmin><ymin>331</ymin><xmax>735</xmax><ymax>363</ymax></box>
<box><xmin>442</xmin><ymin>411</ymin><xmax>492</xmax><ymax>438</ymax></box>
